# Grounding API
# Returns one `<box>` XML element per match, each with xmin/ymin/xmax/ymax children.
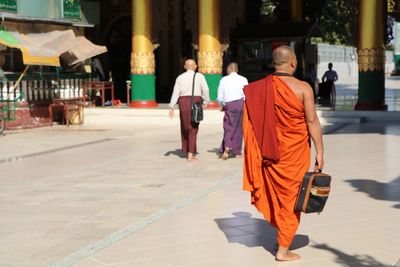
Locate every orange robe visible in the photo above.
<box><xmin>243</xmin><ymin>75</ymin><xmax>311</xmax><ymax>248</ymax></box>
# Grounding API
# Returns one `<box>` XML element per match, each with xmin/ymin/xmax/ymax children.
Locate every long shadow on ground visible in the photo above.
<box><xmin>214</xmin><ymin>212</ymin><xmax>309</xmax><ymax>256</ymax></box>
<box><xmin>312</xmin><ymin>242</ymin><xmax>390</xmax><ymax>267</ymax></box>
<box><xmin>164</xmin><ymin>149</ymin><xmax>187</xmax><ymax>158</ymax></box>
<box><xmin>345</xmin><ymin>176</ymin><xmax>400</xmax><ymax>209</ymax></box>
<box><xmin>207</xmin><ymin>148</ymin><xmax>221</xmax><ymax>157</ymax></box>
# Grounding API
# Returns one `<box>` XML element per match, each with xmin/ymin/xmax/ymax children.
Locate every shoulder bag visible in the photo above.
<box><xmin>190</xmin><ymin>72</ymin><xmax>203</xmax><ymax>123</ymax></box>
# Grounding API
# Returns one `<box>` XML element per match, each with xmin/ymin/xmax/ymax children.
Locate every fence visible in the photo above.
<box><xmin>1</xmin><ymin>75</ymin><xmax>95</xmax><ymax>102</ymax></box>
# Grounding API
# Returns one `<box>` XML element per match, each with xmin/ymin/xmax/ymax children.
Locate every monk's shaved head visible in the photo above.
<box><xmin>184</xmin><ymin>59</ymin><xmax>197</xmax><ymax>71</ymax></box>
<box><xmin>273</xmin><ymin>45</ymin><xmax>295</xmax><ymax>66</ymax></box>
<box><xmin>227</xmin><ymin>62</ymin><xmax>239</xmax><ymax>74</ymax></box>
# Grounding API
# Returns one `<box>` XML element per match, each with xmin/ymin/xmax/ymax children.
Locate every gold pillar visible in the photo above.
<box><xmin>289</xmin><ymin>0</ymin><xmax>304</xmax><ymax>77</ymax></box>
<box><xmin>198</xmin><ymin>0</ymin><xmax>222</xmax><ymax>106</ymax></box>
<box><xmin>130</xmin><ymin>0</ymin><xmax>157</xmax><ymax>108</ymax></box>
<box><xmin>358</xmin><ymin>0</ymin><xmax>385</xmax><ymax>72</ymax></box>
<box><xmin>289</xmin><ymin>0</ymin><xmax>303</xmax><ymax>23</ymax></box>
<box><xmin>356</xmin><ymin>0</ymin><xmax>386</xmax><ymax>110</ymax></box>
<box><xmin>198</xmin><ymin>0</ymin><xmax>222</xmax><ymax>74</ymax></box>
<box><xmin>131</xmin><ymin>0</ymin><xmax>155</xmax><ymax>74</ymax></box>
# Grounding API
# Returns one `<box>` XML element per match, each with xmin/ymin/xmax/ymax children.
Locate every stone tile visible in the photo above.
<box><xmin>72</xmin><ymin>258</ymin><xmax>105</xmax><ymax>267</ymax></box>
<box><xmin>1</xmin><ymin>106</ymin><xmax>400</xmax><ymax>267</ymax></box>
<box><xmin>180</xmin><ymin>261</ymin><xmax>218</xmax><ymax>267</ymax></box>
<box><xmin>90</xmin><ymin>248</ymin><xmax>151</xmax><ymax>266</ymax></box>
<box><xmin>159</xmin><ymin>249</ymin><xmax>213</xmax><ymax>267</ymax></box>
<box><xmin>109</xmin><ymin>260</ymin><xmax>172</xmax><ymax>267</ymax></box>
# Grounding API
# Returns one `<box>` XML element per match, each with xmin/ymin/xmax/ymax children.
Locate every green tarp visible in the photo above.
<box><xmin>63</xmin><ymin>0</ymin><xmax>81</xmax><ymax>19</ymax></box>
<box><xmin>0</xmin><ymin>0</ymin><xmax>17</xmax><ymax>12</ymax></box>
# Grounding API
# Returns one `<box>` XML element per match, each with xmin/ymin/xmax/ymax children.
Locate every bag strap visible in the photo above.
<box><xmin>190</xmin><ymin>72</ymin><xmax>197</xmax><ymax>108</ymax></box>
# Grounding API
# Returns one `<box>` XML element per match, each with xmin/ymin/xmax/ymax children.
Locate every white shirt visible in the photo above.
<box><xmin>217</xmin><ymin>72</ymin><xmax>248</xmax><ymax>104</ymax></box>
<box><xmin>169</xmin><ymin>70</ymin><xmax>210</xmax><ymax>108</ymax></box>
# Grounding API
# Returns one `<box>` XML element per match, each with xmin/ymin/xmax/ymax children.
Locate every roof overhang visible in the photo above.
<box><xmin>0</xmin><ymin>12</ymin><xmax>94</xmax><ymax>28</ymax></box>
<box><xmin>0</xmin><ymin>29</ymin><xmax>106</xmax><ymax>66</ymax></box>
<box><xmin>231</xmin><ymin>22</ymin><xmax>323</xmax><ymax>41</ymax></box>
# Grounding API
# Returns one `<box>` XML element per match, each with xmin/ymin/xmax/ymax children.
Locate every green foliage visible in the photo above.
<box><xmin>388</xmin><ymin>0</ymin><xmax>400</xmax><ymax>21</ymax></box>
<box><xmin>306</xmin><ymin>0</ymin><xmax>358</xmax><ymax>46</ymax></box>
<box><xmin>260</xmin><ymin>0</ymin><xmax>276</xmax><ymax>16</ymax></box>
<box><xmin>386</xmin><ymin>44</ymin><xmax>395</xmax><ymax>51</ymax></box>
<box><xmin>257</xmin><ymin>0</ymin><xmax>399</xmax><ymax>46</ymax></box>
<box><xmin>259</xmin><ymin>0</ymin><xmax>358</xmax><ymax>45</ymax></box>
<box><xmin>310</xmin><ymin>37</ymin><xmax>324</xmax><ymax>44</ymax></box>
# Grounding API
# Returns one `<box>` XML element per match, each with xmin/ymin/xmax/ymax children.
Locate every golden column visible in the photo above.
<box><xmin>198</xmin><ymin>0</ymin><xmax>222</xmax><ymax>107</ymax></box>
<box><xmin>130</xmin><ymin>0</ymin><xmax>157</xmax><ymax>108</ymax></box>
<box><xmin>355</xmin><ymin>0</ymin><xmax>387</xmax><ymax>110</ymax></box>
<box><xmin>238</xmin><ymin>0</ymin><xmax>247</xmax><ymax>24</ymax></box>
<box><xmin>289</xmin><ymin>0</ymin><xmax>305</xmax><ymax>78</ymax></box>
<box><xmin>289</xmin><ymin>0</ymin><xmax>304</xmax><ymax>22</ymax></box>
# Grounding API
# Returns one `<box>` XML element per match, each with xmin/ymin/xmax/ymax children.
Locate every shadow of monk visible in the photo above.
<box><xmin>346</xmin><ymin>176</ymin><xmax>400</xmax><ymax>209</ymax></box>
<box><xmin>214</xmin><ymin>212</ymin><xmax>309</xmax><ymax>256</ymax></box>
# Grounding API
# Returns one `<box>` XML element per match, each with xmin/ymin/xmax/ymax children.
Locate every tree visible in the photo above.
<box><xmin>259</xmin><ymin>0</ymin><xmax>400</xmax><ymax>46</ymax></box>
<box><xmin>259</xmin><ymin>0</ymin><xmax>358</xmax><ymax>45</ymax></box>
<box><xmin>303</xmin><ymin>0</ymin><xmax>396</xmax><ymax>46</ymax></box>
<box><xmin>304</xmin><ymin>0</ymin><xmax>358</xmax><ymax>45</ymax></box>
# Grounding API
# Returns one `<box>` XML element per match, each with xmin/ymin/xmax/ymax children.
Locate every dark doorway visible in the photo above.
<box><xmin>105</xmin><ymin>15</ymin><xmax>131</xmax><ymax>103</ymax></box>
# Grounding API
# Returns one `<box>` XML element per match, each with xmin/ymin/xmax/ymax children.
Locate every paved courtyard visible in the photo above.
<box><xmin>320</xmin><ymin>76</ymin><xmax>400</xmax><ymax>111</ymax></box>
<box><xmin>1</xmin><ymin>82</ymin><xmax>400</xmax><ymax>266</ymax></box>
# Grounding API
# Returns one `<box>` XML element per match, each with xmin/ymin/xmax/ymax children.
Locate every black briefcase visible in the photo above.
<box><xmin>295</xmin><ymin>172</ymin><xmax>331</xmax><ymax>213</ymax></box>
<box><xmin>191</xmin><ymin>102</ymin><xmax>203</xmax><ymax>123</ymax></box>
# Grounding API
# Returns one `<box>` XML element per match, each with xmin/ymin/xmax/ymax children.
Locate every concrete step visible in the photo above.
<box><xmin>320</xmin><ymin>117</ymin><xmax>364</xmax><ymax>124</ymax></box>
<box><xmin>317</xmin><ymin>110</ymin><xmax>400</xmax><ymax>123</ymax></box>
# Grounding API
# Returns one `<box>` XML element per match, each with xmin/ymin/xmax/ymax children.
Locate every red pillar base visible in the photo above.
<box><xmin>355</xmin><ymin>103</ymin><xmax>388</xmax><ymax>111</ymax></box>
<box><xmin>206</xmin><ymin>101</ymin><xmax>220</xmax><ymax>109</ymax></box>
<box><xmin>129</xmin><ymin>100</ymin><xmax>158</xmax><ymax>108</ymax></box>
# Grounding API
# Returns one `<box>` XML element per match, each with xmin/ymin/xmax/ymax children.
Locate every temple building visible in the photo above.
<box><xmin>86</xmin><ymin>0</ymin><xmax>389</xmax><ymax>111</ymax></box>
<box><xmin>0</xmin><ymin>0</ymin><xmax>391</xmax><ymax>127</ymax></box>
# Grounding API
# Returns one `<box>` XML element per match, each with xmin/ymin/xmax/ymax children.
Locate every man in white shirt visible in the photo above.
<box><xmin>217</xmin><ymin>62</ymin><xmax>248</xmax><ymax>160</ymax></box>
<box><xmin>169</xmin><ymin>59</ymin><xmax>210</xmax><ymax>161</ymax></box>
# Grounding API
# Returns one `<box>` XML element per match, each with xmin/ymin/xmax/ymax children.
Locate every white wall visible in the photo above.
<box><xmin>316</xmin><ymin>43</ymin><xmax>394</xmax><ymax>83</ymax></box>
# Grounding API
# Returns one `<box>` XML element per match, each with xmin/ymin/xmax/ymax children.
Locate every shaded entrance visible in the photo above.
<box><xmin>105</xmin><ymin>15</ymin><xmax>131</xmax><ymax>103</ymax></box>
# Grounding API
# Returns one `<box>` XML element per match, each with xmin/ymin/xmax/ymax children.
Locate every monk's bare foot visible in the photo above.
<box><xmin>276</xmin><ymin>246</ymin><xmax>301</xmax><ymax>261</ymax></box>
<box><xmin>275</xmin><ymin>250</ymin><xmax>301</xmax><ymax>261</ymax></box>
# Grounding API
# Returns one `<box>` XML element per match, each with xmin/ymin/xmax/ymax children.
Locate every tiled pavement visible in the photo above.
<box><xmin>1</xmin><ymin>93</ymin><xmax>400</xmax><ymax>266</ymax></box>
<box><xmin>70</xmin><ymin>121</ymin><xmax>400</xmax><ymax>267</ymax></box>
<box><xmin>319</xmin><ymin>76</ymin><xmax>400</xmax><ymax>111</ymax></box>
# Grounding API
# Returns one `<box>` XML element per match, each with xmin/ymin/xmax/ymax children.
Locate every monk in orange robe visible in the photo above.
<box><xmin>243</xmin><ymin>46</ymin><xmax>324</xmax><ymax>261</ymax></box>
